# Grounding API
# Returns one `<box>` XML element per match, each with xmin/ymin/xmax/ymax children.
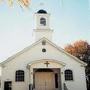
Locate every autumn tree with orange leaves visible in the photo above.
<box><xmin>65</xmin><ymin>40</ymin><xmax>89</xmax><ymax>60</ymax></box>
<box><xmin>64</xmin><ymin>40</ymin><xmax>90</xmax><ymax>90</ymax></box>
<box><xmin>0</xmin><ymin>0</ymin><xmax>30</xmax><ymax>8</ymax></box>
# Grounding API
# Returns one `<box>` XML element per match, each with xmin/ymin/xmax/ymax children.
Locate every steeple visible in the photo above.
<box><xmin>34</xmin><ymin>9</ymin><xmax>53</xmax><ymax>41</ymax></box>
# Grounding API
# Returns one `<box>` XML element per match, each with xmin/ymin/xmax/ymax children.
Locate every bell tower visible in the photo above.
<box><xmin>34</xmin><ymin>9</ymin><xmax>53</xmax><ymax>41</ymax></box>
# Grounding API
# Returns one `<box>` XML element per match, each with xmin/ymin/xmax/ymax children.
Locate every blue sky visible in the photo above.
<box><xmin>0</xmin><ymin>0</ymin><xmax>90</xmax><ymax>62</ymax></box>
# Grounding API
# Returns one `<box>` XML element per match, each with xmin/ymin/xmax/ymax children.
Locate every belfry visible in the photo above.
<box><xmin>34</xmin><ymin>9</ymin><xmax>53</xmax><ymax>41</ymax></box>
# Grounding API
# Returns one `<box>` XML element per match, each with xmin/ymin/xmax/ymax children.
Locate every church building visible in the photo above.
<box><xmin>0</xmin><ymin>10</ymin><xmax>87</xmax><ymax>90</ymax></box>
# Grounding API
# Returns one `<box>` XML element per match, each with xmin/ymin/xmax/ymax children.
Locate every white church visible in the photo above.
<box><xmin>0</xmin><ymin>10</ymin><xmax>87</xmax><ymax>90</ymax></box>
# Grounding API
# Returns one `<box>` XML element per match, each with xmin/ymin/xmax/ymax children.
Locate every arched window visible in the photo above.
<box><xmin>15</xmin><ymin>70</ymin><xmax>24</xmax><ymax>82</ymax></box>
<box><xmin>40</xmin><ymin>18</ymin><xmax>46</xmax><ymax>26</ymax></box>
<box><xmin>64</xmin><ymin>69</ymin><xmax>73</xmax><ymax>81</ymax></box>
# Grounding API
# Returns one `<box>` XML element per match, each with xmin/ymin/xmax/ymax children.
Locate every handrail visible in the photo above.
<box><xmin>64</xmin><ymin>83</ymin><xmax>68</xmax><ymax>90</ymax></box>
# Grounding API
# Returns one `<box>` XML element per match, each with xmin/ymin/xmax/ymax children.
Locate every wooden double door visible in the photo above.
<box><xmin>35</xmin><ymin>72</ymin><xmax>55</xmax><ymax>90</ymax></box>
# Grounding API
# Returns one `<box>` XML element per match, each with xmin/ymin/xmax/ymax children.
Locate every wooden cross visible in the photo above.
<box><xmin>44</xmin><ymin>61</ymin><xmax>50</xmax><ymax>67</ymax></box>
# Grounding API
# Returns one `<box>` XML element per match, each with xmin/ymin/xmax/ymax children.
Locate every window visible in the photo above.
<box><xmin>40</xmin><ymin>18</ymin><xmax>46</xmax><ymax>26</ymax></box>
<box><xmin>42</xmin><ymin>40</ymin><xmax>46</xmax><ymax>45</ymax></box>
<box><xmin>42</xmin><ymin>48</ymin><xmax>46</xmax><ymax>52</ymax></box>
<box><xmin>15</xmin><ymin>70</ymin><xmax>24</xmax><ymax>82</ymax></box>
<box><xmin>64</xmin><ymin>70</ymin><xmax>73</xmax><ymax>81</ymax></box>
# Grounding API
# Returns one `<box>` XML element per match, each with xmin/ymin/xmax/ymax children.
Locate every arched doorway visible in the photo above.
<box><xmin>33</xmin><ymin>68</ymin><xmax>61</xmax><ymax>90</ymax></box>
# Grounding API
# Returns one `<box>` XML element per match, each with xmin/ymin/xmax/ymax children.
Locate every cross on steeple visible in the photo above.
<box><xmin>44</xmin><ymin>61</ymin><xmax>50</xmax><ymax>67</ymax></box>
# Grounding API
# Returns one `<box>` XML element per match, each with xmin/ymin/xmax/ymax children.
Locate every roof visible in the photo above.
<box><xmin>37</xmin><ymin>9</ymin><xmax>47</xmax><ymax>14</ymax></box>
<box><xmin>0</xmin><ymin>37</ymin><xmax>87</xmax><ymax>66</ymax></box>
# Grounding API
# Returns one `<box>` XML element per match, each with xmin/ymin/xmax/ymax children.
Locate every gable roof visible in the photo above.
<box><xmin>0</xmin><ymin>37</ymin><xmax>87</xmax><ymax>66</ymax></box>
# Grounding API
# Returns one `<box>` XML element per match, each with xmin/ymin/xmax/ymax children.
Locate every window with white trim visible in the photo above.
<box><xmin>64</xmin><ymin>69</ymin><xmax>73</xmax><ymax>81</ymax></box>
<box><xmin>15</xmin><ymin>70</ymin><xmax>24</xmax><ymax>82</ymax></box>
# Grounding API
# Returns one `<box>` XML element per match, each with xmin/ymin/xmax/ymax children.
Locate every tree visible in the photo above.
<box><xmin>64</xmin><ymin>40</ymin><xmax>90</xmax><ymax>90</ymax></box>
<box><xmin>0</xmin><ymin>0</ymin><xmax>30</xmax><ymax>8</ymax></box>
